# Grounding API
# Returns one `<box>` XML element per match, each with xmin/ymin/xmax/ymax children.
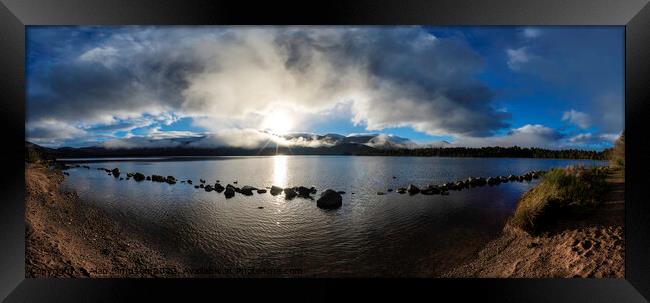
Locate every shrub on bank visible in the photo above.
<box><xmin>509</xmin><ymin>165</ymin><xmax>609</xmax><ymax>234</ymax></box>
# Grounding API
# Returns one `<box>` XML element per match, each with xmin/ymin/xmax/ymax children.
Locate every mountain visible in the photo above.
<box><xmin>28</xmin><ymin>132</ymin><xmax>453</xmax><ymax>158</ymax></box>
<box><xmin>279</xmin><ymin>132</ymin><xmax>431</xmax><ymax>149</ymax></box>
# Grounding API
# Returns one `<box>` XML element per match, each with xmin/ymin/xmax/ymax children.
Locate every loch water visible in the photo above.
<box><xmin>60</xmin><ymin>156</ymin><xmax>606</xmax><ymax>277</ymax></box>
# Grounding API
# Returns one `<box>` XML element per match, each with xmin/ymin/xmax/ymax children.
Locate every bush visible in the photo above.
<box><xmin>611</xmin><ymin>132</ymin><xmax>624</xmax><ymax>169</ymax></box>
<box><xmin>509</xmin><ymin>165</ymin><xmax>609</xmax><ymax>234</ymax></box>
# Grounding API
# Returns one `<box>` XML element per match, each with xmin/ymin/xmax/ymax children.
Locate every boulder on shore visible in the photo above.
<box><xmin>317</xmin><ymin>189</ymin><xmax>343</xmax><ymax>209</ymax></box>
<box><xmin>215</xmin><ymin>183</ymin><xmax>225</xmax><ymax>193</ymax></box>
<box><xmin>205</xmin><ymin>185</ymin><xmax>214</xmax><ymax>192</ymax></box>
<box><xmin>257</xmin><ymin>189</ymin><xmax>267</xmax><ymax>194</ymax></box>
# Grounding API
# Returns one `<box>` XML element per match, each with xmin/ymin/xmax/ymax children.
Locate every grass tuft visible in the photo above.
<box><xmin>509</xmin><ymin>165</ymin><xmax>610</xmax><ymax>234</ymax></box>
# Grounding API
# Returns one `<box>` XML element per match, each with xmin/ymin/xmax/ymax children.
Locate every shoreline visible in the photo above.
<box><xmin>444</xmin><ymin>168</ymin><xmax>624</xmax><ymax>278</ymax></box>
<box><xmin>26</xmin><ymin>161</ymin><xmax>624</xmax><ymax>278</ymax></box>
<box><xmin>26</xmin><ymin>163</ymin><xmax>189</xmax><ymax>277</ymax></box>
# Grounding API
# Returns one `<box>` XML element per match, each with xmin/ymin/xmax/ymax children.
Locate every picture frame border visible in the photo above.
<box><xmin>1</xmin><ymin>0</ymin><xmax>649</xmax><ymax>301</ymax></box>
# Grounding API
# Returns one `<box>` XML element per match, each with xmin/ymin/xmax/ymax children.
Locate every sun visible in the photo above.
<box><xmin>262</xmin><ymin>109</ymin><xmax>294</xmax><ymax>135</ymax></box>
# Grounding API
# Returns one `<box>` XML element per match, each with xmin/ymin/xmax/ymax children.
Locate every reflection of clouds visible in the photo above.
<box><xmin>273</xmin><ymin>155</ymin><xmax>288</xmax><ymax>187</ymax></box>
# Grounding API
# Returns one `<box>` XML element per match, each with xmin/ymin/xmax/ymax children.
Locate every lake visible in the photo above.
<box><xmin>59</xmin><ymin>156</ymin><xmax>606</xmax><ymax>277</ymax></box>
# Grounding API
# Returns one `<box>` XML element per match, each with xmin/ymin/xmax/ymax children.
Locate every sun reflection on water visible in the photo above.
<box><xmin>273</xmin><ymin>155</ymin><xmax>288</xmax><ymax>187</ymax></box>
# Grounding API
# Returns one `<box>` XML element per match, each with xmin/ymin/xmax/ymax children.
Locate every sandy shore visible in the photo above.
<box><xmin>444</xmin><ymin>171</ymin><xmax>624</xmax><ymax>278</ymax></box>
<box><xmin>25</xmin><ymin>163</ymin><xmax>188</xmax><ymax>277</ymax></box>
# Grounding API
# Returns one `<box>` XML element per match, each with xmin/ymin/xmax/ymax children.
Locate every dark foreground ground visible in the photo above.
<box><xmin>26</xmin><ymin>163</ymin><xmax>189</xmax><ymax>277</ymax></box>
<box><xmin>444</xmin><ymin>170</ymin><xmax>624</xmax><ymax>278</ymax></box>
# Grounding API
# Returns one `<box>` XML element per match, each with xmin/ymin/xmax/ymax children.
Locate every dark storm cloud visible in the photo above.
<box><xmin>27</xmin><ymin>26</ymin><xmax>511</xmax><ymax>145</ymax></box>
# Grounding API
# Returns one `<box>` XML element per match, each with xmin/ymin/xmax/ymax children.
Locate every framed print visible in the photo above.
<box><xmin>1</xmin><ymin>0</ymin><xmax>650</xmax><ymax>302</ymax></box>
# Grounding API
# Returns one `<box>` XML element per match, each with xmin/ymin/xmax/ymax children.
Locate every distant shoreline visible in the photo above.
<box><xmin>28</xmin><ymin>140</ymin><xmax>611</xmax><ymax>162</ymax></box>
<box><xmin>54</xmin><ymin>155</ymin><xmax>611</xmax><ymax>163</ymax></box>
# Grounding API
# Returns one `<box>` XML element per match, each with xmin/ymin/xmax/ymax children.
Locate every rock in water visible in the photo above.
<box><xmin>317</xmin><ymin>189</ymin><xmax>342</xmax><ymax>209</ymax></box>
<box><xmin>377</xmin><ymin>192</ymin><xmax>385</xmax><ymax>195</ymax></box>
<box><xmin>205</xmin><ymin>185</ymin><xmax>214</xmax><ymax>192</ymax></box>
<box><xmin>133</xmin><ymin>172</ymin><xmax>145</xmax><ymax>182</ymax></box>
<box><xmin>284</xmin><ymin>188</ymin><xmax>297</xmax><ymax>200</ymax></box>
<box><xmin>257</xmin><ymin>189</ymin><xmax>267</xmax><ymax>194</ymax></box>
<box><xmin>240</xmin><ymin>186</ymin><xmax>256</xmax><ymax>196</ymax></box>
<box><xmin>146</xmin><ymin>176</ymin><xmax>151</xmax><ymax>181</ymax></box>
<box><xmin>421</xmin><ymin>185</ymin><xmax>441</xmax><ymax>195</ymax></box>
<box><xmin>296</xmin><ymin>186</ymin><xmax>312</xmax><ymax>198</ymax></box>
<box><xmin>151</xmin><ymin>175</ymin><xmax>165</xmax><ymax>182</ymax></box>
<box><xmin>270</xmin><ymin>185</ymin><xmax>283</xmax><ymax>196</ymax></box>
<box><xmin>111</xmin><ymin>168</ymin><xmax>120</xmax><ymax>178</ymax></box>
<box><xmin>407</xmin><ymin>184</ymin><xmax>420</xmax><ymax>195</ymax></box>
<box><xmin>215</xmin><ymin>183</ymin><xmax>225</xmax><ymax>193</ymax></box>
<box><xmin>224</xmin><ymin>187</ymin><xmax>235</xmax><ymax>198</ymax></box>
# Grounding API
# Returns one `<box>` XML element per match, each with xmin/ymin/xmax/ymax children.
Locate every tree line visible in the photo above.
<box><xmin>358</xmin><ymin>146</ymin><xmax>610</xmax><ymax>160</ymax></box>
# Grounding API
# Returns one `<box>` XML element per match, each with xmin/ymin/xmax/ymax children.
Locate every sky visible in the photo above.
<box><xmin>26</xmin><ymin>26</ymin><xmax>624</xmax><ymax>150</ymax></box>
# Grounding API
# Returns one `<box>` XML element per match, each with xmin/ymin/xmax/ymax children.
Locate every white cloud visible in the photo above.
<box><xmin>568</xmin><ymin>132</ymin><xmax>593</xmax><ymax>143</ymax></box>
<box><xmin>79</xmin><ymin>46</ymin><xmax>119</xmax><ymax>66</ymax></box>
<box><xmin>522</xmin><ymin>28</ymin><xmax>541</xmax><ymax>38</ymax></box>
<box><xmin>28</xmin><ymin>26</ymin><xmax>510</xmax><ymax>144</ymax></box>
<box><xmin>562</xmin><ymin>109</ymin><xmax>591</xmax><ymax>129</ymax></box>
<box><xmin>599</xmin><ymin>133</ymin><xmax>620</xmax><ymax>142</ymax></box>
<box><xmin>26</xmin><ymin>120</ymin><xmax>87</xmax><ymax>143</ymax></box>
<box><xmin>454</xmin><ymin>124</ymin><xmax>562</xmax><ymax>148</ymax></box>
<box><xmin>506</xmin><ymin>47</ymin><xmax>531</xmax><ymax>70</ymax></box>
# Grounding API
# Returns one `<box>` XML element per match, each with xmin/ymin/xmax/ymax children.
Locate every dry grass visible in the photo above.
<box><xmin>509</xmin><ymin>165</ymin><xmax>610</xmax><ymax>234</ymax></box>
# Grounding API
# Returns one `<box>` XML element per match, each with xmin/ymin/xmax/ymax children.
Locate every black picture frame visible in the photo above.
<box><xmin>1</xmin><ymin>0</ymin><xmax>649</xmax><ymax>302</ymax></box>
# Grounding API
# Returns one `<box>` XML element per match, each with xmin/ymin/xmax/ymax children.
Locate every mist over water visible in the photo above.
<box><xmin>60</xmin><ymin>156</ymin><xmax>606</xmax><ymax>276</ymax></box>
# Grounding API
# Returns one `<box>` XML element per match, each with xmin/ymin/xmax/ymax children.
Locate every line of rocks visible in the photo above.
<box><xmin>377</xmin><ymin>170</ymin><xmax>546</xmax><ymax>196</ymax></box>
<box><xmin>84</xmin><ymin>167</ymin><xmax>345</xmax><ymax>209</ymax></box>
<box><xmin>68</xmin><ymin>166</ymin><xmax>546</xmax><ymax>209</ymax></box>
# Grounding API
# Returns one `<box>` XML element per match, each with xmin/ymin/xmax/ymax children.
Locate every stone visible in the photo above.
<box><xmin>317</xmin><ymin>189</ymin><xmax>343</xmax><ymax>209</ymax></box>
